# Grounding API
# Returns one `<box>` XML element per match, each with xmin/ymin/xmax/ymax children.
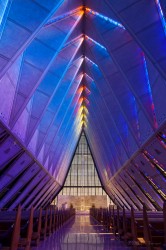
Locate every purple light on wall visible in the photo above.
<box><xmin>142</xmin><ymin>53</ymin><xmax>158</xmax><ymax>129</ymax></box>
<box><xmin>132</xmin><ymin>95</ymin><xmax>141</xmax><ymax>142</ymax></box>
<box><xmin>157</xmin><ymin>132</ymin><xmax>166</xmax><ymax>149</ymax></box>
<box><xmin>143</xmin><ymin>150</ymin><xmax>165</xmax><ymax>173</ymax></box>
<box><xmin>84</xmin><ymin>73</ymin><xmax>94</xmax><ymax>82</ymax></box>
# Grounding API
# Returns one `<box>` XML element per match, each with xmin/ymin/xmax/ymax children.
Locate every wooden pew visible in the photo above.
<box><xmin>90</xmin><ymin>202</ymin><xmax>166</xmax><ymax>250</ymax></box>
<box><xmin>164</xmin><ymin>201</ymin><xmax>166</xmax><ymax>247</ymax></box>
<box><xmin>120</xmin><ymin>203</ymin><xmax>166</xmax><ymax>249</ymax></box>
<box><xmin>55</xmin><ymin>209</ymin><xmax>59</xmax><ymax>229</ymax></box>
<box><xmin>143</xmin><ymin>203</ymin><xmax>165</xmax><ymax>250</ymax></box>
<box><xmin>58</xmin><ymin>209</ymin><xmax>62</xmax><ymax>228</ymax></box>
<box><xmin>59</xmin><ymin>209</ymin><xmax>63</xmax><ymax>227</ymax></box>
<box><xmin>0</xmin><ymin>205</ymin><xmax>76</xmax><ymax>250</ymax></box>
<box><xmin>31</xmin><ymin>207</ymin><xmax>42</xmax><ymax>246</ymax></box>
<box><xmin>51</xmin><ymin>206</ymin><xmax>57</xmax><ymax>233</ymax></box>
<box><xmin>40</xmin><ymin>208</ymin><xmax>48</xmax><ymax>240</ymax></box>
<box><xmin>11</xmin><ymin>205</ymin><xmax>21</xmax><ymax>250</ymax></box>
<box><xmin>110</xmin><ymin>206</ymin><xmax>120</xmax><ymax>235</ymax></box>
<box><xmin>46</xmin><ymin>207</ymin><xmax>53</xmax><ymax>236</ymax></box>
<box><xmin>18</xmin><ymin>206</ymin><xmax>34</xmax><ymax>250</ymax></box>
<box><xmin>0</xmin><ymin>205</ymin><xmax>21</xmax><ymax>250</ymax></box>
<box><xmin>103</xmin><ymin>208</ymin><xmax>110</xmax><ymax>230</ymax></box>
<box><xmin>122</xmin><ymin>206</ymin><xmax>127</xmax><ymax>240</ymax></box>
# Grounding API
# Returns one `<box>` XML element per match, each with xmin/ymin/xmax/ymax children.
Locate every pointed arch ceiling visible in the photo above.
<box><xmin>0</xmin><ymin>0</ymin><xmax>166</xmax><ymax>209</ymax></box>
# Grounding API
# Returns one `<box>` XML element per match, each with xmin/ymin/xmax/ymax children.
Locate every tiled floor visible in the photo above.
<box><xmin>33</xmin><ymin>212</ymin><xmax>132</xmax><ymax>250</ymax></box>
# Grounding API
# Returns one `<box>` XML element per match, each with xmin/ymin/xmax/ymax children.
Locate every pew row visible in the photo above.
<box><xmin>90</xmin><ymin>201</ymin><xmax>166</xmax><ymax>249</ymax></box>
<box><xmin>0</xmin><ymin>206</ymin><xmax>75</xmax><ymax>250</ymax></box>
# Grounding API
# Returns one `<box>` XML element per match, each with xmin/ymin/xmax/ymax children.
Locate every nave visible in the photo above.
<box><xmin>1</xmin><ymin>0</ymin><xmax>166</xmax><ymax>249</ymax></box>
<box><xmin>0</xmin><ymin>203</ymin><xmax>166</xmax><ymax>250</ymax></box>
<box><xmin>33</xmin><ymin>212</ymin><xmax>131</xmax><ymax>250</ymax></box>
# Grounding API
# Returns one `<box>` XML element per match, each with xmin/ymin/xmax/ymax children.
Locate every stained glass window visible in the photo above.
<box><xmin>60</xmin><ymin>132</ymin><xmax>106</xmax><ymax>196</ymax></box>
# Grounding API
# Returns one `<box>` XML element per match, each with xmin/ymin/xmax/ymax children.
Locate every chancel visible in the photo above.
<box><xmin>0</xmin><ymin>0</ymin><xmax>166</xmax><ymax>249</ymax></box>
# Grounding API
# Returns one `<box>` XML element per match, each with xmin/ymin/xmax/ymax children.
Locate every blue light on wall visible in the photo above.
<box><xmin>45</xmin><ymin>7</ymin><xmax>84</xmax><ymax>27</ymax></box>
<box><xmin>86</xmin><ymin>8</ymin><xmax>125</xmax><ymax>30</ymax></box>
<box><xmin>85</xmin><ymin>35</ymin><xmax>106</xmax><ymax>50</ymax></box>
<box><xmin>155</xmin><ymin>0</ymin><xmax>166</xmax><ymax>35</ymax></box>
<box><xmin>142</xmin><ymin>53</ymin><xmax>158</xmax><ymax>129</ymax></box>
<box><xmin>85</xmin><ymin>56</ymin><xmax>98</xmax><ymax>67</ymax></box>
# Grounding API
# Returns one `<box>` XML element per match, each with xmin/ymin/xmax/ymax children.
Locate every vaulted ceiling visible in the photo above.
<box><xmin>0</xmin><ymin>0</ymin><xmax>166</xmax><ymax>210</ymax></box>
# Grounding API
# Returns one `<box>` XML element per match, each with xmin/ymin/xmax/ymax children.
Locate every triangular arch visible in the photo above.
<box><xmin>60</xmin><ymin>131</ymin><xmax>106</xmax><ymax>196</ymax></box>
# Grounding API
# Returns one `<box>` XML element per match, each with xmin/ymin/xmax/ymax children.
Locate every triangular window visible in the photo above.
<box><xmin>60</xmin><ymin>132</ymin><xmax>106</xmax><ymax>196</ymax></box>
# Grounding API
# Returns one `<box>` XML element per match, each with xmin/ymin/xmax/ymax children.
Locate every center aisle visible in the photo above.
<box><xmin>33</xmin><ymin>212</ymin><xmax>132</xmax><ymax>250</ymax></box>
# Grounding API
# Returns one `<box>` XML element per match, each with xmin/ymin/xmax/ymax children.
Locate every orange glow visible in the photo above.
<box><xmin>85</xmin><ymin>7</ymin><xmax>91</xmax><ymax>12</ymax></box>
<box><xmin>79</xmin><ymin>97</ymin><xmax>84</xmax><ymax>104</ymax></box>
<box><xmin>85</xmin><ymin>7</ymin><xmax>95</xmax><ymax>14</ymax></box>
<box><xmin>78</xmin><ymin>10</ymin><xmax>84</xmax><ymax>16</ymax></box>
<box><xmin>78</xmin><ymin>86</ymin><xmax>84</xmax><ymax>94</ymax></box>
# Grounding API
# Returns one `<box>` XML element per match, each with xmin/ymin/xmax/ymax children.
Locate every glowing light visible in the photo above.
<box><xmin>78</xmin><ymin>97</ymin><xmax>89</xmax><ymax>105</ymax></box>
<box><xmin>85</xmin><ymin>8</ymin><xmax>125</xmax><ymax>30</ymax></box>
<box><xmin>79</xmin><ymin>106</ymin><xmax>84</xmax><ymax>113</ymax></box>
<box><xmin>83</xmin><ymin>106</ymin><xmax>89</xmax><ymax>114</ymax></box>
<box><xmin>81</xmin><ymin>120</ymin><xmax>88</xmax><ymax>128</ymax></box>
<box><xmin>79</xmin><ymin>97</ymin><xmax>84</xmax><ymax>104</ymax></box>
<box><xmin>132</xmin><ymin>95</ymin><xmax>140</xmax><ymax>142</ymax></box>
<box><xmin>83</xmin><ymin>117</ymin><xmax>88</xmax><ymax>124</ymax></box>
<box><xmin>157</xmin><ymin>132</ymin><xmax>166</xmax><ymax>149</ymax></box>
<box><xmin>85</xmin><ymin>56</ymin><xmax>98</xmax><ymax>67</ymax></box>
<box><xmin>80</xmin><ymin>121</ymin><xmax>84</xmax><ymax>127</ymax></box>
<box><xmin>85</xmin><ymin>35</ymin><xmax>106</xmax><ymax>50</ymax></box>
<box><xmin>45</xmin><ymin>7</ymin><xmax>84</xmax><ymax>26</ymax></box>
<box><xmin>83</xmin><ymin>97</ymin><xmax>89</xmax><ymax>105</ymax></box>
<box><xmin>78</xmin><ymin>86</ymin><xmax>84</xmax><ymax>94</ymax></box>
<box><xmin>77</xmin><ymin>73</ymin><xmax>84</xmax><ymax>83</ymax></box>
<box><xmin>83</xmin><ymin>86</ymin><xmax>91</xmax><ymax>95</ymax></box>
<box><xmin>62</xmin><ymin>35</ymin><xmax>84</xmax><ymax>50</ymax></box>
<box><xmin>142</xmin><ymin>53</ymin><xmax>158</xmax><ymax>129</ymax></box>
<box><xmin>0</xmin><ymin>0</ymin><xmax>9</xmax><ymax>25</ymax></box>
<box><xmin>81</xmin><ymin>114</ymin><xmax>88</xmax><ymax>122</ymax></box>
<box><xmin>160</xmin><ymin>132</ymin><xmax>166</xmax><ymax>139</ymax></box>
<box><xmin>143</xmin><ymin>151</ymin><xmax>166</xmax><ymax>175</ymax></box>
<box><xmin>77</xmin><ymin>109</ymin><xmax>83</xmax><ymax>118</ymax></box>
<box><xmin>84</xmin><ymin>73</ymin><xmax>94</xmax><ymax>82</ymax></box>
<box><xmin>155</xmin><ymin>0</ymin><xmax>166</xmax><ymax>35</ymax></box>
<box><xmin>78</xmin><ymin>104</ymin><xmax>89</xmax><ymax>117</ymax></box>
<box><xmin>81</xmin><ymin>119</ymin><xmax>88</xmax><ymax>128</ymax></box>
<box><xmin>80</xmin><ymin>106</ymin><xmax>88</xmax><ymax>114</ymax></box>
